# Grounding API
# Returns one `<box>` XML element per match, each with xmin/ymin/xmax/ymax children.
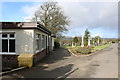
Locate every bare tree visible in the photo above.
<box><xmin>31</xmin><ymin>1</ymin><xmax>70</xmax><ymax>35</ymax></box>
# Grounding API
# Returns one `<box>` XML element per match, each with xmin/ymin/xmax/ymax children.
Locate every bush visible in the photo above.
<box><xmin>54</xmin><ymin>38</ymin><xmax>60</xmax><ymax>48</ymax></box>
<box><xmin>84</xmin><ymin>41</ymin><xmax>88</xmax><ymax>46</ymax></box>
<box><xmin>112</xmin><ymin>41</ymin><xmax>115</xmax><ymax>43</ymax></box>
<box><xmin>76</xmin><ymin>47</ymin><xmax>91</xmax><ymax>54</ymax></box>
<box><xmin>87</xmin><ymin>45</ymin><xmax>93</xmax><ymax>49</ymax></box>
<box><xmin>54</xmin><ymin>42</ymin><xmax>60</xmax><ymax>48</ymax></box>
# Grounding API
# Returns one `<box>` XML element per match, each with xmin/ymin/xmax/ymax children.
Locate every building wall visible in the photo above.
<box><xmin>1</xmin><ymin>29</ymin><xmax>35</xmax><ymax>70</ymax></box>
<box><xmin>1</xmin><ymin>28</ymin><xmax>53</xmax><ymax>68</ymax></box>
<box><xmin>1</xmin><ymin>29</ymin><xmax>34</xmax><ymax>55</ymax></box>
<box><xmin>1</xmin><ymin>54</ymin><xmax>18</xmax><ymax>71</ymax></box>
<box><xmin>33</xmin><ymin>29</ymin><xmax>50</xmax><ymax>63</ymax></box>
<box><xmin>1</xmin><ymin>29</ymin><xmax>52</xmax><ymax>55</ymax></box>
<box><xmin>52</xmin><ymin>37</ymin><xmax>55</xmax><ymax>50</ymax></box>
<box><xmin>33</xmin><ymin>29</ymin><xmax>49</xmax><ymax>54</ymax></box>
<box><xmin>16</xmin><ymin>29</ymin><xmax>34</xmax><ymax>54</ymax></box>
<box><xmin>48</xmin><ymin>36</ymin><xmax>52</xmax><ymax>51</ymax></box>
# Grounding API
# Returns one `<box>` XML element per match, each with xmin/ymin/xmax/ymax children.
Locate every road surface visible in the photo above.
<box><xmin>2</xmin><ymin>44</ymin><xmax>118</xmax><ymax>79</ymax></box>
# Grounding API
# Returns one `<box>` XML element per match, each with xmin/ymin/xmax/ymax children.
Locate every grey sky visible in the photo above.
<box><xmin>20</xmin><ymin>0</ymin><xmax>118</xmax><ymax>38</ymax></box>
<box><xmin>59</xmin><ymin>2</ymin><xmax>118</xmax><ymax>38</ymax></box>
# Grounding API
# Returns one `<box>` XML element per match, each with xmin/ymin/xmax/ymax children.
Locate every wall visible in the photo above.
<box><xmin>1</xmin><ymin>29</ymin><xmax>34</xmax><ymax>69</ymax></box>
<box><xmin>33</xmin><ymin>29</ymin><xmax>49</xmax><ymax>54</ymax></box>
<box><xmin>33</xmin><ymin>49</ymin><xmax>47</xmax><ymax>64</ymax></box>
<box><xmin>1</xmin><ymin>29</ymin><xmax>52</xmax><ymax>68</ymax></box>
<box><xmin>33</xmin><ymin>29</ymin><xmax>51</xmax><ymax>63</ymax></box>
<box><xmin>1</xmin><ymin>54</ymin><xmax>18</xmax><ymax>71</ymax></box>
<box><xmin>2</xmin><ymin>29</ymin><xmax>34</xmax><ymax>55</ymax></box>
<box><xmin>48</xmin><ymin>36</ymin><xmax>52</xmax><ymax>51</ymax></box>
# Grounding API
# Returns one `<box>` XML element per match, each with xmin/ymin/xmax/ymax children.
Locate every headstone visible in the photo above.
<box><xmin>72</xmin><ymin>41</ymin><xmax>74</xmax><ymax>47</ymax></box>
<box><xmin>98</xmin><ymin>38</ymin><xmax>99</xmax><ymax>45</ymax></box>
<box><xmin>81</xmin><ymin>35</ymin><xmax>84</xmax><ymax>47</ymax></box>
<box><xmin>88</xmin><ymin>37</ymin><xmax>91</xmax><ymax>46</ymax></box>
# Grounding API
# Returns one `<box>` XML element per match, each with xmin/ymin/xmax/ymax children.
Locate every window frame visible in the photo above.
<box><xmin>42</xmin><ymin>35</ymin><xmax>45</xmax><ymax>49</ymax></box>
<box><xmin>36</xmin><ymin>34</ymin><xmax>40</xmax><ymax>53</ymax></box>
<box><xmin>36</xmin><ymin>33</ymin><xmax>42</xmax><ymax>53</ymax></box>
<box><xmin>0</xmin><ymin>33</ymin><xmax>16</xmax><ymax>54</ymax></box>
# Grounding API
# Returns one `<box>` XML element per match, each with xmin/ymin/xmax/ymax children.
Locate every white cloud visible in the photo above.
<box><xmin>59</xmin><ymin>2</ymin><xmax>118</xmax><ymax>30</ymax></box>
<box><xmin>22</xmin><ymin>1</ymin><xmax>118</xmax><ymax>29</ymax></box>
<box><xmin>58</xmin><ymin>2</ymin><xmax>118</xmax><ymax>38</ymax></box>
<box><xmin>22</xmin><ymin>5</ymin><xmax>37</xmax><ymax>16</ymax></box>
<box><xmin>1</xmin><ymin>0</ymin><xmax>119</xmax><ymax>2</ymax></box>
<box><xmin>21</xmin><ymin>2</ymin><xmax>42</xmax><ymax>21</ymax></box>
<box><xmin>56</xmin><ymin>0</ymin><xmax>119</xmax><ymax>2</ymax></box>
<box><xmin>21</xmin><ymin>1</ymin><xmax>118</xmax><ymax>38</ymax></box>
<box><xmin>23</xmin><ymin>16</ymin><xmax>33</xmax><ymax>22</ymax></box>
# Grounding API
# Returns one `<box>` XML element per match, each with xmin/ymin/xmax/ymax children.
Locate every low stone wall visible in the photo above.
<box><xmin>1</xmin><ymin>48</ymin><xmax>49</xmax><ymax>70</ymax></box>
<box><xmin>0</xmin><ymin>54</ymin><xmax>18</xmax><ymax>71</ymax></box>
<box><xmin>33</xmin><ymin>49</ymin><xmax>47</xmax><ymax>64</ymax></box>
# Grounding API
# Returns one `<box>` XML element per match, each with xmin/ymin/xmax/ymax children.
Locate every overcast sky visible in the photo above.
<box><xmin>59</xmin><ymin>2</ymin><xmax>118</xmax><ymax>38</ymax></box>
<box><xmin>1</xmin><ymin>0</ymin><xmax>118</xmax><ymax>38</ymax></box>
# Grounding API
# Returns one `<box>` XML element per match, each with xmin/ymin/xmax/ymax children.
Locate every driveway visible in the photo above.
<box><xmin>2</xmin><ymin>44</ymin><xmax>118</xmax><ymax>79</ymax></box>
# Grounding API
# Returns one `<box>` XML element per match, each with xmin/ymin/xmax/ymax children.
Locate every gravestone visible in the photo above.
<box><xmin>81</xmin><ymin>35</ymin><xmax>84</xmax><ymax>47</ymax></box>
<box><xmin>88</xmin><ymin>37</ymin><xmax>90</xmax><ymax>46</ymax></box>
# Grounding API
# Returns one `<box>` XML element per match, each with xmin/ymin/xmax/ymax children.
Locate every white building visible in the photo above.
<box><xmin>0</xmin><ymin>22</ymin><xmax>55</xmax><ymax>68</ymax></box>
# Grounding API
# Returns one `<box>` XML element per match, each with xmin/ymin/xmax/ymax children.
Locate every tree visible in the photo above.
<box><xmin>84</xmin><ymin>29</ymin><xmax>90</xmax><ymax>46</ymax></box>
<box><xmin>54</xmin><ymin>38</ymin><xmax>60</xmax><ymax>48</ymax></box>
<box><xmin>31</xmin><ymin>1</ymin><xmax>70</xmax><ymax>36</ymax></box>
<box><xmin>73</xmin><ymin>36</ymin><xmax>78</xmax><ymax>47</ymax></box>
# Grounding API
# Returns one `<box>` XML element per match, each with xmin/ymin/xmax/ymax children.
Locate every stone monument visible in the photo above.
<box><xmin>81</xmin><ymin>35</ymin><xmax>84</xmax><ymax>47</ymax></box>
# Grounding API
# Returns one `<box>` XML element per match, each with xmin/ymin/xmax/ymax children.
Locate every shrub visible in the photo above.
<box><xmin>76</xmin><ymin>47</ymin><xmax>91</xmax><ymax>54</ymax></box>
<box><xmin>112</xmin><ymin>41</ymin><xmax>115</xmax><ymax>43</ymax></box>
<box><xmin>84</xmin><ymin>41</ymin><xmax>88</xmax><ymax>46</ymax></box>
<box><xmin>54</xmin><ymin>42</ymin><xmax>60</xmax><ymax>48</ymax></box>
<box><xmin>54</xmin><ymin>38</ymin><xmax>60</xmax><ymax>48</ymax></box>
<box><xmin>87</xmin><ymin>45</ymin><xmax>93</xmax><ymax>49</ymax></box>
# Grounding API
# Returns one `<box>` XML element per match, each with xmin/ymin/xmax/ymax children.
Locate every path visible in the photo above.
<box><xmin>2</xmin><ymin>44</ymin><xmax>118</xmax><ymax>79</ymax></box>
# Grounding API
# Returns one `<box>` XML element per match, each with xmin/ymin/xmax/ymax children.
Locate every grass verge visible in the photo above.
<box><xmin>65</xmin><ymin>44</ymin><xmax>112</xmax><ymax>56</ymax></box>
<box><xmin>93</xmin><ymin>44</ymin><xmax>111</xmax><ymax>50</ymax></box>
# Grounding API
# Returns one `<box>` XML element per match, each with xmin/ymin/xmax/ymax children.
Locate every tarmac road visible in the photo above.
<box><xmin>2</xmin><ymin>44</ymin><xmax>118</xmax><ymax>79</ymax></box>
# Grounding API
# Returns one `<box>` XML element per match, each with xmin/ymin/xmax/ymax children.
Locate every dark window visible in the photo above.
<box><xmin>36</xmin><ymin>39</ymin><xmax>39</xmax><ymax>51</ymax></box>
<box><xmin>2</xmin><ymin>34</ymin><xmax>7</xmax><ymax>38</ymax></box>
<box><xmin>2</xmin><ymin>33</ymin><xmax>15</xmax><ymax>53</ymax></box>
<box><xmin>2</xmin><ymin>39</ymin><xmax>8</xmax><ymax>52</ymax></box>
<box><xmin>10</xmin><ymin>34</ymin><xmax>14</xmax><ymax>38</ymax></box>
<box><xmin>9</xmin><ymin>40</ymin><xmax>15</xmax><ymax>52</ymax></box>
<box><xmin>36</xmin><ymin>34</ymin><xmax>39</xmax><ymax>51</ymax></box>
<box><xmin>42</xmin><ymin>35</ymin><xmax>45</xmax><ymax>48</ymax></box>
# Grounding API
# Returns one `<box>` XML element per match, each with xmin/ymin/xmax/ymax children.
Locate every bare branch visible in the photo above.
<box><xmin>31</xmin><ymin>1</ymin><xmax>70</xmax><ymax>35</ymax></box>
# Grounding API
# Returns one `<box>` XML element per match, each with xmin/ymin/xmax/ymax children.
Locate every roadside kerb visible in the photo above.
<box><xmin>0</xmin><ymin>67</ymin><xmax>25</xmax><ymax>75</ymax></box>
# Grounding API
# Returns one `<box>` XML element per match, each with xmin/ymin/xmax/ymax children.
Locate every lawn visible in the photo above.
<box><xmin>93</xmin><ymin>44</ymin><xmax>111</xmax><ymax>50</ymax></box>
<box><xmin>65</xmin><ymin>44</ymin><xmax>112</xmax><ymax>55</ymax></box>
<box><xmin>66</xmin><ymin>44</ymin><xmax>111</xmax><ymax>50</ymax></box>
<box><xmin>65</xmin><ymin>44</ymin><xmax>111</xmax><ymax>50</ymax></box>
<box><xmin>65</xmin><ymin>45</ymin><xmax>80</xmax><ymax>50</ymax></box>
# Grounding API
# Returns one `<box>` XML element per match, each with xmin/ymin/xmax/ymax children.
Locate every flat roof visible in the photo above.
<box><xmin>0</xmin><ymin>22</ymin><xmax>51</xmax><ymax>35</ymax></box>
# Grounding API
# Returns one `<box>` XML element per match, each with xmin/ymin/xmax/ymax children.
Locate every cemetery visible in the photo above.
<box><xmin>64</xmin><ymin>29</ymin><xmax>113</xmax><ymax>55</ymax></box>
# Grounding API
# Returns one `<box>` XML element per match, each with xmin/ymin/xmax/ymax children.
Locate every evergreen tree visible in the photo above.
<box><xmin>73</xmin><ymin>36</ymin><xmax>78</xmax><ymax>47</ymax></box>
<box><xmin>84</xmin><ymin>29</ymin><xmax>90</xmax><ymax>46</ymax></box>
